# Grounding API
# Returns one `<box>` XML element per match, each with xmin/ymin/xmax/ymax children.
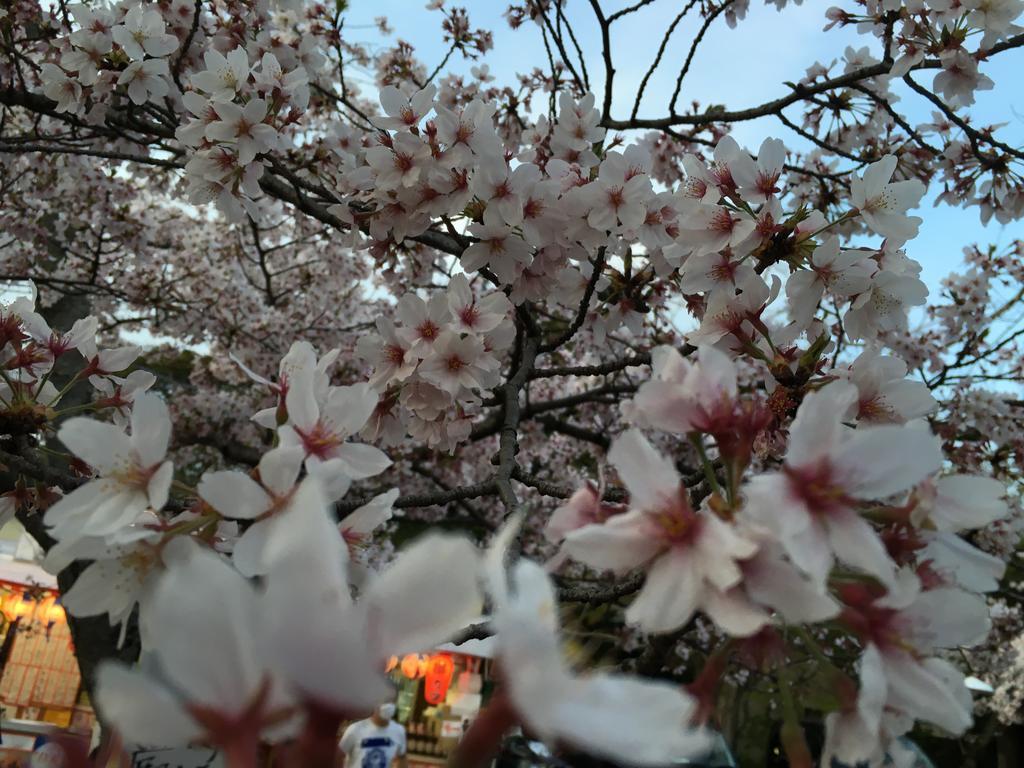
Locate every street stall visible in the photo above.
<box><xmin>0</xmin><ymin>558</ymin><xmax>95</xmax><ymax>766</ymax></box>
<box><xmin>379</xmin><ymin>636</ymin><xmax>495</xmax><ymax>767</ymax></box>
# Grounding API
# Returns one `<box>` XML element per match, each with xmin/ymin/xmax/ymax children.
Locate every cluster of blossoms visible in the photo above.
<box><xmin>813</xmin><ymin>0</ymin><xmax>1024</xmax><ymax>223</ymax></box>
<box><xmin>0</xmin><ymin>289</ymin><xmax>157</xmax><ymax>624</ymax></box>
<box><xmin>355</xmin><ymin>274</ymin><xmax>515</xmax><ymax>451</ymax></box>
<box><xmin>177</xmin><ymin>45</ymin><xmax>312</xmax><ymax>220</ymax></box>
<box><xmin>40</xmin><ymin>3</ymin><xmax>180</xmax><ymax>113</ymax></box>
<box><xmin>39</xmin><ymin>0</ymin><xmax>324</xmax><ymax>221</ymax></box>
<box><xmin>548</xmin><ymin>343</ymin><xmax>1008</xmax><ymax>764</ymax></box>
<box><xmin>0</xmin><ymin>287</ymin><xmax>716</xmax><ymax>764</ymax></box>
<box><xmin>322</xmin><ymin>80</ymin><xmax>934</xmax><ymax>355</ymax></box>
<box><xmin>0</xmin><ymin>1</ymin><xmax>1023</xmax><ymax>767</ymax></box>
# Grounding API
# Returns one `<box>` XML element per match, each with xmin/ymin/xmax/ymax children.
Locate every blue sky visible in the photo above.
<box><xmin>348</xmin><ymin>0</ymin><xmax>1024</xmax><ymax>293</ymax></box>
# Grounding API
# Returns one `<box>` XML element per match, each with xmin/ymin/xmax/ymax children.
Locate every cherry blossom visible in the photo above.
<box><xmin>786</xmin><ymin>237</ymin><xmax>873</xmax><ymax>325</ymax></box>
<box><xmin>825</xmin><ymin>572</ymin><xmax>989</xmax><ymax>763</ymax></box>
<box><xmin>261</xmin><ymin>480</ymin><xmax>482</xmax><ymax>714</ymax></box>
<box><xmin>378</xmin><ymin>84</ymin><xmax>436</xmax><ymax>131</ymax></box>
<box><xmin>461</xmin><ymin>211</ymin><xmax>534</xmax><ymax>284</ymax></box>
<box><xmin>486</xmin><ymin>526</ymin><xmax>712</xmax><ymax>765</ymax></box>
<box><xmin>580</xmin><ymin>149</ymin><xmax>654</xmax><ymax>232</ymax></box>
<box><xmin>111</xmin><ymin>5</ymin><xmax>178</xmax><ymax>61</ymax></box>
<box><xmin>44</xmin><ymin>393</ymin><xmax>173</xmax><ymax>542</ymax></box>
<box><xmin>206</xmin><ymin>99</ymin><xmax>279</xmax><ymax>165</ymax></box>
<box><xmin>94</xmin><ymin>542</ymin><xmax>291</xmax><ymax>753</ymax></box>
<box><xmin>198</xmin><ymin>448</ymin><xmax>334</xmax><ymax>576</ymax></box>
<box><xmin>850</xmin><ymin>155</ymin><xmax>926</xmax><ymax>243</ymax></box>
<box><xmin>844</xmin><ymin>264</ymin><xmax>929</xmax><ymax>341</ymax></box>
<box><xmin>446</xmin><ymin>273</ymin><xmax>512</xmax><ymax>334</ymax></box>
<box><xmin>118</xmin><ymin>58</ymin><xmax>171</xmax><ymax>105</ymax></box>
<box><xmin>418</xmin><ymin>331</ymin><xmax>494</xmax><ymax>395</ymax></box>
<box><xmin>1</xmin><ymin>3</ymin><xmax>1022</xmax><ymax>764</ymax></box>
<box><xmin>562</xmin><ymin>429</ymin><xmax>765</xmax><ymax>635</ymax></box>
<box><xmin>191</xmin><ymin>48</ymin><xmax>252</xmax><ymax>101</ymax></box>
<box><xmin>39</xmin><ymin>64</ymin><xmax>82</xmax><ymax>113</ymax></box>
<box><xmin>730</xmin><ymin>137</ymin><xmax>787</xmax><ymax>204</ymax></box>
<box><xmin>45</xmin><ymin>517</ymin><xmax>167</xmax><ymax>644</ymax></box>
<box><xmin>839</xmin><ymin>347</ymin><xmax>937</xmax><ymax>423</ymax></box>
<box><xmin>742</xmin><ymin>382</ymin><xmax>942</xmax><ymax>588</ymax></box>
<box><xmin>280</xmin><ymin>375</ymin><xmax>390</xmax><ymax>483</ymax></box>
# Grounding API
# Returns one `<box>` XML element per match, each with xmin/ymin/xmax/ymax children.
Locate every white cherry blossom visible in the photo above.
<box><xmin>786</xmin><ymin>237</ymin><xmax>873</xmax><ymax>325</ymax></box>
<box><xmin>486</xmin><ymin>525</ymin><xmax>713</xmax><ymax>765</ymax></box>
<box><xmin>206</xmin><ymin>99</ymin><xmax>279</xmax><ymax>165</ymax></box>
<box><xmin>111</xmin><ymin>5</ymin><xmax>178</xmax><ymax>60</ymax></box>
<box><xmin>850</xmin><ymin>155</ymin><xmax>926</xmax><ymax>243</ymax></box>
<box><xmin>45</xmin><ymin>393</ymin><xmax>173</xmax><ymax>542</ymax></box>
<box><xmin>95</xmin><ymin>542</ymin><xmax>291</xmax><ymax>751</ymax></box>
<box><xmin>280</xmin><ymin>375</ymin><xmax>390</xmax><ymax>482</ymax></box>
<box><xmin>191</xmin><ymin>47</ymin><xmax>251</xmax><ymax>101</ymax></box>
<box><xmin>378</xmin><ymin>83</ymin><xmax>436</xmax><ymax>131</ymax></box>
<box><xmin>562</xmin><ymin>429</ymin><xmax>766</xmax><ymax>635</ymax></box>
<box><xmin>118</xmin><ymin>58</ymin><xmax>171</xmax><ymax>105</ymax></box>
<box><xmin>742</xmin><ymin>382</ymin><xmax>942</xmax><ymax>588</ymax></box>
<box><xmin>39</xmin><ymin>64</ymin><xmax>82</xmax><ymax>113</ymax></box>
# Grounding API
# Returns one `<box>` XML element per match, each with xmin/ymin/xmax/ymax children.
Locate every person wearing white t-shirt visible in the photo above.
<box><xmin>339</xmin><ymin>703</ymin><xmax>408</xmax><ymax>768</ymax></box>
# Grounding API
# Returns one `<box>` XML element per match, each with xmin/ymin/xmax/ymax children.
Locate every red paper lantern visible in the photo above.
<box><xmin>423</xmin><ymin>654</ymin><xmax>455</xmax><ymax>705</ymax></box>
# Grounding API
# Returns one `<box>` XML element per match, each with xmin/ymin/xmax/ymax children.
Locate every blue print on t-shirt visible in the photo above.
<box><xmin>360</xmin><ymin>737</ymin><xmax>395</xmax><ymax>768</ymax></box>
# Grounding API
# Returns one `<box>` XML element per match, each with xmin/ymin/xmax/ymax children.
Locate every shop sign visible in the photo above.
<box><xmin>439</xmin><ymin>720</ymin><xmax>463</xmax><ymax>739</ymax></box>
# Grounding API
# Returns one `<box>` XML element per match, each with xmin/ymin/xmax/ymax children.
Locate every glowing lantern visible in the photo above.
<box><xmin>423</xmin><ymin>654</ymin><xmax>455</xmax><ymax>705</ymax></box>
<box><xmin>400</xmin><ymin>654</ymin><xmax>427</xmax><ymax>679</ymax></box>
<box><xmin>13</xmin><ymin>594</ymin><xmax>33</xmax><ymax>619</ymax></box>
<box><xmin>46</xmin><ymin>598</ymin><xmax>65</xmax><ymax>624</ymax></box>
<box><xmin>1</xmin><ymin>590</ymin><xmax>20</xmax><ymax>622</ymax></box>
<box><xmin>36</xmin><ymin>595</ymin><xmax>54</xmax><ymax>623</ymax></box>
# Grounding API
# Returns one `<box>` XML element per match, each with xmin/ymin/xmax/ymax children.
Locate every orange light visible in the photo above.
<box><xmin>1</xmin><ymin>591</ymin><xmax>20</xmax><ymax>622</ymax></box>
<box><xmin>46</xmin><ymin>598</ymin><xmax>65</xmax><ymax>624</ymax></box>
<box><xmin>400</xmin><ymin>654</ymin><xmax>427</xmax><ymax>679</ymax></box>
<box><xmin>13</xmin><ymin>595</ymin><xmax>33</xmax><ymax>619</ymax></box>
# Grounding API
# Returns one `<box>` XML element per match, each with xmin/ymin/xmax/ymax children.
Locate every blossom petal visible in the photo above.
<box><xmin>324</xmin><ymin>383</ymin><xmax>379</xmax><ymax>438</ymax></box>
<box><xmin>331</xmin><ymin>442</ymin><xmax>392</xmax><ymax>479</ymax></box>
<box><xmin>131</xmin><ymin>393</ymin><xmax>171</xmax><ymax>467</ymax></box>
<box><xmin>147</xmin><ymin>547</ymin><xmax>264</xmax><ymax>714</ymax></box>
<box><xmin>921</xmin><ymin>532</ymin><xmax>1005</xmax><ymax>593</ymax></box>
<box><xmin>838</xmin><ymin>423</ymin><xmax>942</xmax><ymax>498</ymax></box>
<box><xmin>341</xmin><ymin>489</ymin><xmax>398</xmax><ymax>535</ymax></box>
<box><xmin>94</xmin><ymin>663</ymin><xmax>200</xmax><ymax>747</ymax></box>
<box><xmin>882</xmin><ymin>651</ymin><xmax>972</xmax><ymax>735</ymax></box>
<box><xmin>198</xmin><ymin>470</ymin><xmax>272</xmax><ymax>519</ymax></box>
<box><xmin>744</xmin><ymin>548</ymin><xmax>840</xmax><ymax>623</ymax></box>
<box><xmin>361</xmin><ymin>533</ymin><xmax>482</xmax><ymax>656</ymax></box>
<box><xmin>549</xmin><ymin>674</ymin><xmax>712</xmax><ymax>766</ymax></box>
<box><xmin>257</xmin><ymin>447</ymin><xmax>305</xmax><ymax>496</ymax></box>
<box><xmin>608</xmin><ymin>428</ymin><xmax>681</xmax><ymax>512</ymax></box>
<box><xmin>624</xmin><ymin>550</ymin><xmax>699</xmax><ymax>633</ymax></box>
<box><xmin>562</xmin><ymin>511</ymin><xmax>663</xmax><ymax>573</ymax></box>
<box><xmin>826</xmin><ymin>509</ymin><xmax>896</xmax><ymax>586</ymax></box>
<box><xmin>702</xmin><ymin>587</ymin><xmax>768</xmax><ymax>637</ymax></box>
<box><xmin>58</xmin><ymin>418</ymin><xmax>132</xmax><ymax>475</ymax></box>
<box><xmin>787</xmin><ymin>382</ymin><xmax>857</xmax><ymax>467</ymax></box>
<box><xmin>145</xmin><ymin>461</ymin><xmax>172</xmax><ymax>511</ymax></box>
